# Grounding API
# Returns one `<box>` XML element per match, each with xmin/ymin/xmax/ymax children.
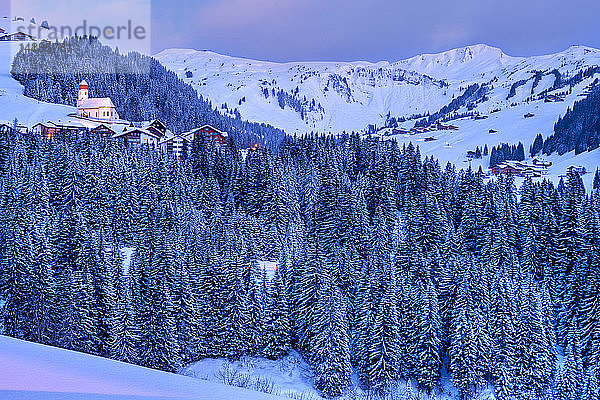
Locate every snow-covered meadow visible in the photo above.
<box><xmin>0</xmin><ymin>335</ymin><xmax>286</xmax><ymax>400</ymax></box>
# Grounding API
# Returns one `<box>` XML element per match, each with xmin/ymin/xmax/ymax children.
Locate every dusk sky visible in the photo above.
<box><xmin>150</xmin><ymin>0</ymin><xmax>600</xmax><ymax>62</ymax></box>
<box><xmin>3</xmin><ymin>0</ymin><xmax>600</xmax><ymax>61</ymax></box>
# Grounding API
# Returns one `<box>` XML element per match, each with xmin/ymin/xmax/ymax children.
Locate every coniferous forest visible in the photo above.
<box><xmin>0</xmin><ymin>123</ymin><xmax>599</xmax><ymax>399</ymax></box>
<box><xmin>543</xmin><ymin>85</ymin><xmax>600</xmax><ymax>156</ymax></box>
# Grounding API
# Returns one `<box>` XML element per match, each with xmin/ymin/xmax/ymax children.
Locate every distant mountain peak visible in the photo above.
<box><xmin>417</xmin><ymin>44</ymin><xmax>508</xmax><ymax>61</ymax></box>
<box><xmin>395</xmin><ymin>44</ymin><xmax>516</xmax><ymax>78</ymax></box>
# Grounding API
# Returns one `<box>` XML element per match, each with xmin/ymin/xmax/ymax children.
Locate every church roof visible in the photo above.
<box><xmin>78</xmin><ymin>97</ymin><xmax>116</xmax><ymax>110</ymax></box>
<box><xmin>79</xmin><ymin>79</ymin><xmax>89</xmax><ymax>88</ymax></box>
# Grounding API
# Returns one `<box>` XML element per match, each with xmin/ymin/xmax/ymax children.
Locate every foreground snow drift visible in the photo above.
<box><xmin>0</xmin><ymin>335</ymin><xmax>285</xmax><ymax>400</ymax></box>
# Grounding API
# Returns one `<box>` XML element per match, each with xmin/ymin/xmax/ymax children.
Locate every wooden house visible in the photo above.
<box><xmin>544</xmin><ymin>94</ymin><xmax>564</xmax><ymax>103</ymax></box>
<box><xmin>410</xmin><ymin>126</ymin><xmax>430</xmax><ymax>135</ymax></box>
<box><xmin>91</xmin><ymin>124</ymin><xmax>117</xmax><ymax>138</ymax></box>
<box><xmin>0</xmin><ymin>123</ymin><xmax>15</xmax><ymax>135</ymax></box>
<box><xmin>182</xmin><ymin>124</ymin><xmax>228</xmax><ymax>145</ymax></box>
<box><xmin>533</xmin><ymin>158</ymin><xmax>552</xmax><ymax>167</ymax></box>
<box><xmin>491</xmin><ymin>163</ymin><xmax>523</xmax><ymax>177</ymax></box>
<box><xmin>568</xmin><ymin>165</ymin><xmax>587</xmax><ymax>175</ymax></box>
<box><xmin>144</xmin><ymin>120</ymin><xmax>168</xmax><ymax>139</ymax></box>
<box><xmin>436</xmin><ymin>123</ymin><xmax>459</xmax><ymax>131</ymax></box>
<box><xmin>0</xmin><ymin>32</ymin><xmax>36</xmax><ymax>41</ymax></box>
<box><xmin>523</xmin><ymin>168</ymin><xmax>542</xmax><ymax>178</ymax></box>
<box><xmin>112</xmin><ymin>126</ymin><xmax>161</xmax><ymax>148</ymax></box>
<box><xmin>32</xmin><ymin>122</ymin><xmax>56</xmax><ymax>139</ymax></box>
<box><xmin>160</xmin><ymin>135</ymin><xmax>191</xmax><ymax>158</ymax></box>
<box><xmin>33</xmin><ymin>121</ymin><xmax>86</xmax><ymax>139</ymax></box>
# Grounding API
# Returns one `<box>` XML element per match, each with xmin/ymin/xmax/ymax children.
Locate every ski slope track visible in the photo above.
<box><xmin>0</xmin><ymin>335</ymin><xmax>286</xmax><ymax>400</ymax></box>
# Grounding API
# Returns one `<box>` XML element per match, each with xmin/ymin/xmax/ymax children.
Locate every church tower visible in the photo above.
<box><xmin>77</xmin><ymin>79</ymin><xmax>89</xmax><ymax>107</ymax></box>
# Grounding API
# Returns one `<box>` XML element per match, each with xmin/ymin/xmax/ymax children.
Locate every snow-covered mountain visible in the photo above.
<box><xmin>154</xmin><ymin>44</ymin><xmax>600</xmax><ymax>136</ymax></box>
<box><xmin>155</xmin><ymin>44</ymin><xmax>600</xmax><ymax>186</ymax></box>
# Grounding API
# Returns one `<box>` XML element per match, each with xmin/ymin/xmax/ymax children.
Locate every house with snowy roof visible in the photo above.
<box><xmin>112</xmin><ymin>125</ymin><xmax>162</xmax><ymax>148</ymax></box>
<box><xmin>181</xmin><ymin>124</ymin><xmax>229</xmax><ymax>145</ymax></box>
<box><xmin>33</xmin><ymin>120</ymin><xmax>88</xmax><ymax>138</ymax></box>
<box><xmin>0</xmin><ymin>32</ymin><xmax>36</xmax><ymax>41</ymax></box>
<box><xmin>76</xmin><ymin>80</ymin><xmax>120</xmax><ymax>121</ymax></box>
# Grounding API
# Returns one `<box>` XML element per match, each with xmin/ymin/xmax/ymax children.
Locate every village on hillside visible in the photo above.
<box><xmin>2</xmin><ymin>80</ymin><xmax>230</xmax><ymax>158</ymax></box>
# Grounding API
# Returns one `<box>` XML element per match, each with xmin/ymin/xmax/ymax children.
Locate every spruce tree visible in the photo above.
<box><xmin>262</xmin><ymin>267</ymin><xmax>291</xmax><ymax>359</ymax></box>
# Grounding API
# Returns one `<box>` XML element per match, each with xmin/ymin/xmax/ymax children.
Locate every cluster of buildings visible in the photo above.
<box><xmin>537</xmin><ymin>93</ymin><xmax>565</xmax><ymax>103</ymax></box>
<box><xmin>490</xmin><ymin>158</ymin><xmax>552</xmax><ymax>178</ymax></box>
<box><xmin>10</xmin><ymin>80</ymin><xmax>229</xmax><ymax>158</ymax></box>
<box><xmin>391</xmin><ymin>122</ymin><xmax>459</xmax><ymax>136</ymax></box>
<box><xmin>490</xmin><ymin>159</ymin><xmax>589</xmax><ymax>179</ymax></box>
<box><xmin>31</xmin><ymin>120</ymin><xmax>228</xmax><ymax>158</ymax></box>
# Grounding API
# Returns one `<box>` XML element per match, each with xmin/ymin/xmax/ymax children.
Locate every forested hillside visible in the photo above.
<box><xmin>10</xmin><ymin>36</ymin><xmax>285</xmax><ymax>149</ymax></box>
<box><xmin>544</xmin><ymin>84</ymin><xmax>600</xmax><ymax>155</ymax></box>
<box><xmin>0</xmin><ymin>124</ymin><xmax>599</xmax><ymax>399</ymax></box>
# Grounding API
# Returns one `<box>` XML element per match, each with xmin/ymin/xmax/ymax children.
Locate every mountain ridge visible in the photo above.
<box><xmin>155</xmin><ymin>43</ymin><xmax>600</xmax><ymax>135</ymax></box>
<box><xmin>156</xmin><ymin>44</ymin><xmax>600</xmax><ymax>72</ymax></box>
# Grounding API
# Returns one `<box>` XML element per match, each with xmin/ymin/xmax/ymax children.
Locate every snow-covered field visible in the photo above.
<box><xmin>0</xmin><ymin>335</ymin><xmax>286</xmax><ymax>400</ymax></box>
<box><xmin>181</xmin><ymin>351</ymin><xmax>322</xmax><ymax>399</ymax></box>
<box><xmin>0</xmin><ymin>18</ymin><xmax>74</xmax><ymax>126</ymax></box>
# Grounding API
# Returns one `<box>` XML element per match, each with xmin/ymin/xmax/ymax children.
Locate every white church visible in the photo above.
<box><xmin>76</xmin><ymin>80</ymin><xmax>119</xmax><ymax>121</ymax></box>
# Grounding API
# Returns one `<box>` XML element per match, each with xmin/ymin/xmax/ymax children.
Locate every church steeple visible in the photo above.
<box><xmin>77</xmin><ymin>79</ymin><xmax>89</xmax><ymax>107</ymax></box>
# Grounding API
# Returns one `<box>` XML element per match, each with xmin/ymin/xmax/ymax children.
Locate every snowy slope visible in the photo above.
<box><xmin>181</xmin><ymin>351</ymin><xmax>496</xmax><ymax>400</ymax></box>
<box><xmin>181</xmin><ymin>351</ymin><xmax>322</xmax><ymax>399</ymax></box>
<box><xmin>382</xmin><ymin>88</ymin><xmax>600</xmax><ymax>190</ymax></box>
<box><xmin>154</xmin><ymin>49</ymin><xmax>452</xmax><ymax>135</ymax></box>
<box><xmin>154</xmin><ymin>44</ymin><xmax>600</xmax><ymax>136</ymax></box>
<box><xmin>0</xmin><ymin>335</ymin><xmax>286</xmax><ymax>400</ymax></box>
<box><xmin>0</xmin><ymin>17</ymin><xmax>75</xmax><ymax>126</ymax></box>
<box><xmin>395</xmin><ymin>44</ymin><xmax>519</xmax><ymax>78</ymax></box>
